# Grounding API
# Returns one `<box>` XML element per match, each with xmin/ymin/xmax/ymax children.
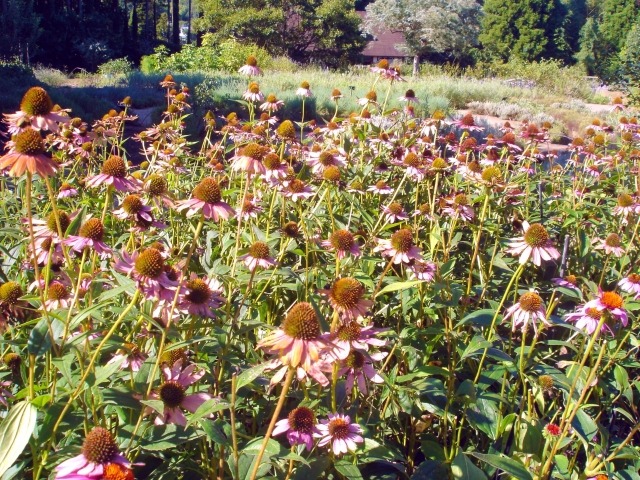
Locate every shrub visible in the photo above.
<box><xmin>98</xmin><ymin>57</ymin><xmax>134</xmax><ymax>76</ymax></box>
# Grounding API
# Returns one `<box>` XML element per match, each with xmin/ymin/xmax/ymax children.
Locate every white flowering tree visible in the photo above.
<box><xmin>364</xmin><ymin>0</ymin><xmax>482</xmax><ymax>73</ymax></box>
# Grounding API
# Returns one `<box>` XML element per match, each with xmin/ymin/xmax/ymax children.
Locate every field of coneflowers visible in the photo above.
<box><xmin>0</xmin><ymin>58</ymin><xmax>639</xmax><ymax>480</ymax></box>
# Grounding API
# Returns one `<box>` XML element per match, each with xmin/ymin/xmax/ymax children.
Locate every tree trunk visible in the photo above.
<box><xmin>187</xmin><ymin>0</ymin><xmax>191</xmax><ymax>43</ymax></box>
<box><xmin>413</xmin><ymin>55</ymin><xmax>419</xmax><ymax>76</ymax></box>
<box><xmin>172</xmin><ymin>0</ymin><xmax>179</xmax><ymax>46</ymax></box>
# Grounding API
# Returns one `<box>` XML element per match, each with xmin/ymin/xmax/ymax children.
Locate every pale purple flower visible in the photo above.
<box><xmin>373</xmin><ymin>228</ymin><xmax>423</xmax><ymax>265</ymax></box>
<box><xmin>594</xmin><ymin>233</ymin><xmax>625</xmax><ymax>257</ymax></box>
<box><xmin>0</xmin><ymin>380</ymin><xmax>12</xmax><ymax>407</ymax></box>
<box><xmin>503</xmin><ymin>291</ymin><xmax>549</xmax><ymax>335</ymax></box>
<box><xmin>273</xmin><ymin>406</ymin><xmax>320</xmax><ymax>451</ymax></box>
<box><xmin>113</xmin><ymin>248</ymin><xmax>178</xmax><ymax>301</ymax></box>
<box><xmin>57</xmin><ymin>183</ymin><xmax>78</xmax><ymax>199</ymax></box>
<box><xmin>367</xmin><ymin>180</ymin><xmax>393</xmax><ymax>195</ymax></box>
<box><xmin>147</xmin><ymin>360</ymin><xmax>213</xmax><ymax>426</ymax></box>
<box><xmin>619</xmin><ymin>274</ymin><xmax>640</xmax><ymax>298</ymax></box>
<box><xmin>319</xmin><ymin>278</ymin><xmax>374</xmax><ymax>321</ymax></box>
<box><xmin>281</xmin><ymin>179</ymin><xmax>314</xmax><ymax>201</ymax></box>
<box><xmin>321</xmin><ymin>229</ymin><xmax>361</xmax><ymax>260</ymax></box>
<box><xmin>409</xmin><ymin>259</ymin><xmax>437</xmax><ymax>282</ymax></box>
<box><xmin>382</xmin><ymin>202</ymin><xmax>409</xmax><ymax>223</ymax></box>
<box><xmin>506</xmin><ymin>221</ymin><xmax>560</xmax><ymax>266</ymax></box>
<box><xmin>565</xmin><ymin>305</ymin><xmax>607</xmax><ymax>335</ymax></box>
<box><xmin>175</xmin><ymin>177</ymin><xmax>235</xmax><ymax>221</ymax></box>
<box><xmin>85</xmin><ymin>155</ymin><xmax>140</xmax><ymax>192</ymax></box>
<box><xmin>239</xmin><ymin>241</ymin><xmax>276</xmax><ymax>272</ymax></box>
<box><xmin>64</xmin><ymin>218</ymin><xmax>112</xmax><ymax>259</ymax></box>
<box><xmin>451</xmin><ymin>113</ymin><xmax>484</xmax><ymax>132</ymax></box>
<box><xmin>583</xmin><ymin>290</ymin><xmax>627</xmax><ymax>328</ymax></box>
<box><xmin>315</xmin><ymin>413</ymin><xmax>364</xmax><ymax>456</ymax></box>
<box><xmin>329</xmin><ymin>321</ymin><xmax>387</xmax><ymax>360</ymax></box>
<box><xmin>108</xmin><ymin>344</ymin><xmax>148</xmax><ymax>372</ymax></box>
<box><xmin>338</xmin><ymin>350</ymin><xmax>386</xmax><ymax>395</ymax></box>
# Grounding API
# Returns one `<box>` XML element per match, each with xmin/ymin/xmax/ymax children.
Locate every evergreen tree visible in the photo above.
<box><xmin>599</xmin><ymin>0</ymin><xmax>638</xmax><ymax>53</ymax></box>
<box><xmin>0</xmin><ymin>0</ymin><xmax>41</xmax><ymax>62</ymax></box>
<box><xmin>480</xmin><ymin>0</ymin><xmax>571</xmax><ymax>62</ymax></box>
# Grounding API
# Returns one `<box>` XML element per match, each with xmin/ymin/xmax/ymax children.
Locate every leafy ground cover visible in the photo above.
<box><xmin>0</xmin><ymin>61</ymin><xmax>639</xmax><ymax>480</ymax></box>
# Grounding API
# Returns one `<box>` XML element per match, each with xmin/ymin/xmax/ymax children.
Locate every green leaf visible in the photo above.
<box><xmin>235</xmin><ymin>363</ymin><xmax>269</xmax><ymax>391</ymax></box>
<box><xmin>334</xmin><ymin>459</ymin><xmax>363</xmax><ymax>479</ymax></box>
<box><xmin>460</xmin><ymin>336</ymin><xmax>492</xmax><ymax>361</ymax></box>
<box><xmin>468</xmin><ymin>452</ymin><xmax>532</xmax><ymax>480</ymax></box>
<box><xmin>466</xmin><ymin>398</ymin><xmax>499</xmax><ymax>440</ymax></box>
<box><xmin>457</xmin><ymin>309</ymin><xmax>496</xmax><ymax>328</ymax></box>
<box><xmin>451</xmin><ymin>452</ymin><xmax>487</xmax><ymax>480</ymax></box>
<box><xmin>571</xmin><ymin>407</ymin><xmax>598</xmax><ymax>442</ymax></box>
<box><xmin>200</xmin><ymin>419</ymin><xmax>231</xmax><ymax>447</ymax></box>
<box><xmin>375</xmin><ymin>280</ymin><xmax>423</xmax><ymax>297</ymax></box>
<box><xmin>410</xmin><ymin>460</ymin><xmax>451</xmax><ymax>479</ymax></box>
<box><xmin>553</xmin><ymin>455</ymin><xmax>570</xmax><ymax>479</ymax></box>
<box><xmin>27</xmin><ymin>318</ymin><xmax>52</xmax><ymax>357</ymax></box>
<box><xmin>186</xmin><ymin>398</ymin><xmax>230</xmax><ymax>427</ymax></box>
<box><xmin>140</xmin><ymin>424</ymin><xmax>202</xmax><ymax>451</ymax></box>
<box><xmin>292</xmin><ymin>456</ymin><xmax>332</xmax><ymax>480</ymax></box>
<box><xmin>0</xmin><ymin>401</ymin><xmax>37</xmax><ymax>477</ymax></box>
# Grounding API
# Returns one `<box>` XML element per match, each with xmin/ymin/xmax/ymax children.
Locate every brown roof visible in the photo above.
<box><xmin>357</xmin><ymin>11</ymin><xmax>410</xmax><ymax>58</ymax></box>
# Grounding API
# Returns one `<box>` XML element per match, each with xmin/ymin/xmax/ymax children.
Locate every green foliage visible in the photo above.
<box><xmin>196</xmin><ymin>0</ymin><xmax>366</xmax><ymax>67</ymax></box>
<box><xmin>480</xmin><ymin>0</ymin><xmax>572</xmax><ymax>62</ymax></box>
<box><xmin>0</xmin><ymin>0</ymin><xmax>40</xmax><ymax>63</ymax></box>
<box><xmin>214</xmin><ymin>39</ymin><xmax>273</xmax><ymax>72</ymax></box>
<box><xmin>97</xmin><ymin>58</ymin><xmax>134</xmax><ymax>76</ymax></box>
<box><xmin>365</xmin><ymin>0</ymin><xmax>482</xmax><ymax>61</ymax></box>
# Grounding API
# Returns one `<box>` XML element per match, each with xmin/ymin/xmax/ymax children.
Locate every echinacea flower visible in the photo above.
<box><xmin>282</xmin><ymin>179</ymin><xmax>314</xmax><ymax>201</ymax></box>
<box><xmin>243</xmin><ymin>82</ymin><xmax>264</xmax><ymax>103</ymax></box>
<box><xmin>374</xmin><ymin>228</ymin><xmax>423</xmax><ymax>265</ymax></box>
<box><xmin>230</xmin><ymin>142</ymin><xmax>267</xmax><ymax>175</ymax></box>
<box><xmin>565</xmin><ymin>305</ymin><xmax>606</xmax><ymax>335</ymax></box>
<box><xmin>55</xmin><ymin>427</ymin><xmax>133</xmax><ymax>479</ymax></box>
<box><xmin>338</xmin><ymin>350</ymin><xmax>386</xmax><ymax>395</ymax></box>
<box><xmin>113</xmin><ymin>195</ymin><xmax>155</xmax><ymax>224</ymax></box>
<box><xmin>594</xmin><ymin>233</ymin><xmax>625</xmax><ymax>257</ymax></box>
<box><xmin>320</xmin><ymin>278</ymin><xmax>373</xmax><ymax>321</ymax></box>
<box><xmin>175</xmin><ymin>177</ymin><xmax>235</xmax><ymax>221</ymax></box>
<box><xmin>64</xmin><ymin>218</ymin><xmax>112</xmax><ymax>259</ymax></box>
<box><xmin>179</xmin><ymin>274</ymin><xmax>225</xmax><ymax>318</ymax></box>
<box><xmin>147</xmin><ymin>360</ymin><xmax>213</xmax><ymax>426</ymax></box>
<box><xmin>315</xmin><ymin>413</ymin><xmax>364</xmax><ymax>456</ymax></box>
<box><xmin>239</xmin><ymin>241</ymin><xmax>276</xmax><ymax>272</ymax></box>
<box><xmin>613</xmin><ymin>193</ymin><xmax>639</xmax><ymax>223</ymax></box>
<box><xmin>408</xmin><ymin>259</ymin><xmax>437</xmax><ymax>282</ymax></box>
<box><xmin>506</xmin><ymin>221</ymin><xmax>560</xmax><ymax>266</ymax></box>
<box><xmin>451</xmin><ymin>113</ymin><xmax>484</xmax><ymax>132</ymax></box>
<box><xmin>261</xmin><ymin>153</ymin><xmax>288</xmax><ymax>183</ymax></box>
<box><xmin>238</xmin><ymin>55</ymin><xmax>262</xmax><ymax>76</ymax></box>
<box><xmin>306</xmin><ymin>149</ymin><xmax>347</xmax><ymax>174</ymax></box>
<box><xmin>108</xmin><ymin>343</ymin><xmax>147</xmax><ymax>372</ymax></box>
<box><xmin>5</xmin><ymin>86</ymin><xmax>69</xmax><ymax>133</ymax></box>
<box><xmin>382</xmin><ymin>202</ymin><xmax>409</xmax><ymax>223</ymax></box>
<box><xmin>321</xmin><ymin>229</ymin><xmax>361</xmax><ymax>259</ymax></box>
<box><xmin>358</xmin><ymin>90</ymin><xmax>377</xmax><ymax>106</ymax></box>
<box><xmin>296</xmin><ymin>81</ymin><xmax>312</xmax><ymax>97</ymax></box>
<box><xmin>367</xmin><ymin>180</ymin><xmax>393</xmax><ymax>195</ymax></box>
<box><xmin>330</xmin><ymin>320</ymin><xmax>387</xmax><ymax>360</ymax></box>
<box><xmin>113</xmin><ymin>248</ymin><xmax>178</xmax><ymax>301</ymax></box>
<box><xmin>399</xmin><ymin>89</ymin><xmax>419</xmax><ymax>103</ymax></box>
<box><xmin>0</xmin><ymin>128</ymin><xmax>58</xmax><ymax>178</ymax></box>
<box><xmin>503</xmin><ymin>291</ymin><xmax>549</xmax><ymax>335</ymax></box>
<box><xmin>273</xmin><ymin>406</ymin><xmax>320</xmax><ymax>451</ymax></box>
<box><xmin>258</xmin><ymin>302</ymin><xmax>331</xmax><ymax>386</ymax></box>
<box><xmin>57</xmin><ymin>183</ymin><xmax>78</xmax><ymax>199</ymax></box>
<box><xmin>86</xmin><ymin>155</ymin><xmax>139</xmax><ymax>192</ymax></box>
<box><xmin>260</xmin><ymin>94</ymin><xmax>284</xmax><ymax>112</ymax></box>
<box><xmin>0</xmin><ymin>380</ymin><xmax>13</xmax><ymax>407</ymax></box>
<box><xmin>552</xmin><ymin>274</ymin><xmax>579</xmax><ymax>289</ymax></box>
<box><xmin>583</xmin><ymin>290</ymin><xmax>627</xmax><ymax>328</ymax></box>
<box><xmin>619</xmin><ymin>273</ymin><xmax>640</xmax><ymax>298</ymax></box>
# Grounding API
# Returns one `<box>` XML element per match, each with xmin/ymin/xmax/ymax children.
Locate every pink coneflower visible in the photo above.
<box><xmin>451</xmin><ymin>113</ymin><xmax>484</xmax><ymax>132</ymax></box>
<box><xmin>320</xmin><ymin>278</ymin><xmax>373</xmax><ymax>321</ymax></box>
<box><xmin>338</xmin><ymin>350</ymin><xmax>386</xmax><ymax>395</ymax></box>
<box><xmin>144</xmin><ymin>175</ymin><xmax>174</xmax><ymax>208</ymax></box>
<box><xmin>239</xmin><ymin>241</ymin><xmax>276</xmax><ymax>272</ymax></box>
<box><xmin>399</xmin><ymin>89</ymin><xmax>419</xmax><ymax>103</ymax></box>
<box><xmin>0</xmin><ymin>380</ymin><xmax>13</xmax><ymax>407</ymax></box>
<box><xmin>315</xmin><ymin>413</ymin><xmax>364</xmax><ymax>455</ymax></box>
<box><xmin>260</xmin><ymin>94</ymin><xmax>284</xmax><ymax>112</ymax></box>
<box><xmin>565</xmin><ymin>305</ymin><xmax>607</xmax><ymax>335</ymax></box>
<box><xmin>358</xmin><ymin>90</ymin><xmax>378</xmax><ymax>106</ymax></box>
<box><xmin>31</xmin><ymin>236</ymin><xmax>64</xmax><ymax>266</ymax></box>
<box><xmin>113</xmin><ymin>194</ymin><xmax>155</xmax><ymax>223</ymax></box>
<box><xmin>54</xmin><ymin>427</ymin><xmax>133</xmax><ymax>480</ymax></box>
<box><xmin>113</xmin><ymin>248</ymin><xmax>178</xmax><ymax>301</ymax></box>
<box><xmin>0</xmin><ymin>128</ymin><xmax>58</xmax><ymax>178</ymax></box>
<box><xmin>552</xmin><ymin>274</ymin><xmax>579</xmax><ymax>289</ymax></box>
<box><xmin>179</xmin><ymin>274</ymin><xmax>225</xmax><ymax>318</ymax></box>
<box><xmin>64</xmin><ymin>218</ymin><xmax>112</xmax><ymax>259</ymax></box>
<box><xmin>506</xmin><ymin>221</ymin><xmax>560</xmax><ymax>266</ymax></box>
<box><xmin>382</xmin><ymin>202</ymin><xmax>409</xmax><ymax>223</ymax></box>
<box><xmin>108</xmin><ymin>342</ymin><xmax>147</xmax><ymax>372</ymax></box>
<box><xmin>321</xmin><ymin>229</ymin><xmax>361</xmax><ymax>259</ymax></box>
<box><xmin>396</xmin><ymin>151</ymin><xmax>425</xmax><ymax>180</ymax></box>
<box><xmin>374</xmin><ymin>228</ymin><xmax>423</xmax><ymax>265</ymax></box>
<box><xmin>261</xmin><ymin>153</ymin><xmax>289</xmax><ymax>183</ymax></box>
<box><xmin>57</xmin><ymin>182</ymin><xmax>78</xmax><ymax>199</ymax></box>
<box><xmin>5</xmin><ymin>87</ymin><xmax>68</xmax><ymax>133</ymax></box>
<box><xmin>147</xmin><ymin>360</ymin><xmax>213</xmax><ymax>426</ymax></box>
<box><xmin>273</xmin><ymin>406</ymin><xmax>320</xmax><ymax>451</ymax></box>
<box><xmin>619</xmin><ymin>273</ymin><xmax>640</xmax><ymax>298</ymax></box>
<box><xmin>29</xmin><ymin>210</ymin><xmax>74</xmax><ymax>239</ymax></box>
<box><xmin>238</xmin><ymin>193</ymin><xmax>263</xmax><ymax>220</ymax></box>
<box><xmin>584</xmin><ymin>290</ymin><xmax>628</xmax><ymax>328</ymax></box>
<box><xmin>258</xmin><ymin>302</ymin><xmax>331</xmax><ymax>386</ymax></box>
<box><xmin>243</xmin><ymin>82</ymin><xmax>264</xmax><ymax>103</ymax></box>
<box><xmin>408</xmin><ymin>259</ymin><xmax>437</xmax><ymax>282</ymax></box>
<box><xmin>503</xmin><ymin>291</ymin><xmax>549</xmax><ymax>335</ymax></box>
<box><xmin>613</xmin><ymin>193</ymin><xmax>639</xmax><ymax>223</ymax></box>
<box><xmin>330</xmin><ymin>321</ymin><xmax>387</xmax><ymax>360</ymax></box>
<box><xmin>442</xmin><ymin>193</ymin><xmax>475</xmax><ymax>222</ymax></box>
<box><xmin>230</xmin><ymin>142</ymin><xmax>267</xmax><ymax>175</ymax></box>
<box><xmin>367</xmin><ymin>180</ymin><xmax>393</xmax><ymax>195</ymax></box>
<box><xmin>594</xmin><ymin>233</ymin><xmax>625</xmax><ymax>257</ymax></box>
<box><xmin>238</xmin><ymin>55</ymin><xmax>262</xmax><ymax>76</ymax></box>
<box><xmin>296</xmin><ymin>81</ymin><xmax>312</xmax><ymax>97</ymax></box>
<box><xmin>175</xmin><ymin>177</ymin><xmax>235</xmax><ymax>221</ymax></box>
<box><xmin>86</xmin><ymin>155</ymin><xmax>140</xmax><ymax>192</ymax></box>
<box><xmin>282</xmin><ymin>179</ymin><xmax>314</xmax><ymax>201</ymax></box>
<box><xmin>306</xmin><ymin>149</ymin><xmax>347</xmax><ymax>174</ymax></box>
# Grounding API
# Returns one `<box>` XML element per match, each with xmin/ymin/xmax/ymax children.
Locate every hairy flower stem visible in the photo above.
<box><xmin>249</xmin><ymin>368</ymin><xmax>295</xmax><ymax>480</ymax></box>
<box><xmin>465</xmin><ymin>188</ymin><xmax>491</xmax><ymax>297</ymax></box>
<box><xmin>539</xmin><ymin>315</ymin><xmax>607</xmax><ymax>479</ymax></box>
